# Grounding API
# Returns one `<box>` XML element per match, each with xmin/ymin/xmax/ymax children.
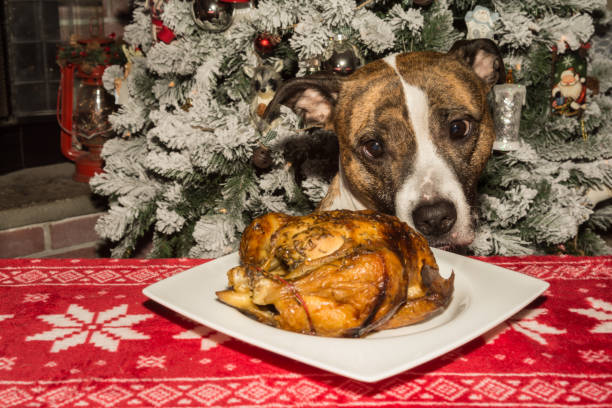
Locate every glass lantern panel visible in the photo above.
<box><xmin>73</xmin><ymin>77</ymin><xmax>115</xmax><ymax>146</ymax></box>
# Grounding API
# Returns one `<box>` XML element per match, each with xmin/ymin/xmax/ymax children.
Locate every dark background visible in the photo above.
<box><xmin>0</xmin><ymin>0</ymin><xmax>126</xmax><ymax>175</ymax></box>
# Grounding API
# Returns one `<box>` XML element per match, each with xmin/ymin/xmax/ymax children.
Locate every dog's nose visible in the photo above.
<box><xmin>412</xmin><ymin>199</ymin><xmax>457</xmax><ymax>237</ymax></box>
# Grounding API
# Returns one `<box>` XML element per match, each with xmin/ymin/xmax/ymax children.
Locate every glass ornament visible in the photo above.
<box><xmin>492</xmin><ymin>84</ymin><xmax>526</xmax><ymax>152</ymax></box>
<box><xmin>322</xmin><ymin>34</ymin><xmax>362</xmax><ymax>75</ymax></box>
<box><xmin>192</xmin><ymin>0</ymin><xmax>234</xmax><ymax>32</ymax></box>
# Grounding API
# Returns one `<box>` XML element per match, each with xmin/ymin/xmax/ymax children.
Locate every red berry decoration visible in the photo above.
<box><xmin>254</xmin><ymin>32</ymin><xmax>280</xmax><ymax>56</ymax></box>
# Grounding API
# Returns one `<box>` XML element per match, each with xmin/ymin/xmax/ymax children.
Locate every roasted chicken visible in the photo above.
<box><xmin>216</xmin><ymin>210</ymin><xmax>454</xmax><ymax>337</ymax></box>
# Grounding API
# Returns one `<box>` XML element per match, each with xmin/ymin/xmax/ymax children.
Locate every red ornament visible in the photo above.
<box><xmin>254</xmin><ymin>32</ymin><xmax>280</xmax><ymax>56</ymax></box>
<box><xmin>152</xmin><ymin>18</ymin><xmax>176</xmax><ymax>44</ymax></box>
<box><xmin>148</xmin><ymin>0</ymin><xmax>175</xmax><ymax>44</ymax></box>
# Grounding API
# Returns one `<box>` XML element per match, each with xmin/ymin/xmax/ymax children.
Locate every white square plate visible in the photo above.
<box><xmin>143</xmin><ymin>249</ymin><xmax>548</xmax><ymax>383</ymax></box>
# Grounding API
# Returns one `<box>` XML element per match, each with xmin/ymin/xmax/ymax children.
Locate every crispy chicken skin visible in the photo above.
<box><xmin>216</xmin><ymin>210</ymin><xmax>454</xmax><ymax>337</ymax></box>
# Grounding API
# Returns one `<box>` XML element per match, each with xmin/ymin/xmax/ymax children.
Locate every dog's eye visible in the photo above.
<box><xmin>449</xmin><ymin>119</ymin><xmax>471</xmax><ymax>140</ymax></box>
<box><xmin>363</xmin><ymin>140</ymin><xmax>384</xmax><ymax>159</ymax></box>
<box><xmin>254</xmin><ymin>80</ymin><xmax>261</xmax><ymax>92</ymax></box>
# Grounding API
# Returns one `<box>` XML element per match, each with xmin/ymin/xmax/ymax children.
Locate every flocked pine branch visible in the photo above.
<box><xmin>92</xmin><ymin>0</ymin><xmax>611</xmax><ymax>258</ymax></box>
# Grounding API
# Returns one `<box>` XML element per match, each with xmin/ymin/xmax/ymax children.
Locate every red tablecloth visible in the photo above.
<box><xmin>0</xmin><ymin>256</ymin><xmax>611</xmax><ymax>407</ymax></box>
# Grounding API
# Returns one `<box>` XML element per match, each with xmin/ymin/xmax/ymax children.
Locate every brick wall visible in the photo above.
<box><xmin>0</xmin><ymin>212</ymin><xmax>154</xmax><ymax>258</ymax></box>
<box><xmin>0</xmin><ymin>213</ymin><xmax>104</xmax><ymax>258</ymax></box>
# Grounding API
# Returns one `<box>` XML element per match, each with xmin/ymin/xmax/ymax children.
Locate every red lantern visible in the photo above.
<box><xmin>57</xmin><ymin>37</ymin><xmax>117</xmax><ymax>182</ymax></box>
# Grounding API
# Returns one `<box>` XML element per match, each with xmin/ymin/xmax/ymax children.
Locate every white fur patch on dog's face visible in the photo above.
<box><xmin>383</xmin><ymin>54</ymin><xmax>475</xmax><ymax>247</ymax></box>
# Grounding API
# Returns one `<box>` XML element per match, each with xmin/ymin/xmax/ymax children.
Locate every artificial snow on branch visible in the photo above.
<box><xmin>92</xmin><ymin>0</ymin><xmax>611</xmax><ymax>258</ymax></box>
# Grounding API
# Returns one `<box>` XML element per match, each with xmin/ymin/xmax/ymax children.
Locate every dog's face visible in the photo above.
<box><xmin>265</xmin><ymin>40</ymin><xmax>504</xmax><ymax>249</ymax></box>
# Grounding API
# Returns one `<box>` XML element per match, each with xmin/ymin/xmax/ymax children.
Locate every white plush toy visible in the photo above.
<box><xmin>465</xmin><ymin>6</ymin><xmax>499</xmax><ymax>40</ymax></box>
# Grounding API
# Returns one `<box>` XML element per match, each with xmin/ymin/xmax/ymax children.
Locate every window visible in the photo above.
<box><xmin>3</xmin><ymin>0</ymin><xmax>105</xmax><ymax>117</ymax></box>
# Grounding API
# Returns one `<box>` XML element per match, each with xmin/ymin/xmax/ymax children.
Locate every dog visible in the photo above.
<box><xmin>264</xmin><ymin>39</ymin><xmax>505</xmax><ymax>250</ymax></box>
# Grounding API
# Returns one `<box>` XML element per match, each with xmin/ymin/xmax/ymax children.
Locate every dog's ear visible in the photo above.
<box><xmin>263</xmin><ymin>74</ymin><xmax>342</xmax><ymax>129</ymax></box>
<box><xmin>447</xmin><ymin>39</ymin><xmax>505</xmax><ymax>91</ymax></box>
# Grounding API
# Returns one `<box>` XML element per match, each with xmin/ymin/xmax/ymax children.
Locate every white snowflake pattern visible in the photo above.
<box><xmin>484</xmin><ymin>308</ymin><xmax>566</xmax><ymax>345</ymax></box>
<box><xmin>23</xmin><ymin>293</ymin><xmax>50</xmax><ymax>303</ymax></box>
<box><xmin>569</xmin><ymin>297</ymin><xmax>612</xmax><ymax>333</ymax></box>
<box><xmin>26</xmin><ymin>304</ymin><xmax>153</xmax><ymax>352</ymax></box>
<box><xmin>561</xmin><ymin>55</ymin><xmax>575</xmax><ymax>68</ymax></box>
<box><xmin>137</xmin><ymin>355</ymin><xmax>166</xmax><ymax>369</ymax></box>
<box><xmin>173</xmin><ymin>325</ymin><xmax>230</xmax><ymax>350</ymax></box>
<box><xmin>0</xmin><ymin>357</ymin><xmax>17</xmax><ymax>370</ymax></box>
<box><xmin>579</xmin><ymin>349</ymin><xmax>612</xmax><ymax>363</ymax></box>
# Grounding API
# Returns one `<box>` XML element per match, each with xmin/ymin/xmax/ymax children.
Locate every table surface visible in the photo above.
<box><xmin>0</xmin><ymin>255</ymin><xmax>611</xmax><ymax>407</ymax></box>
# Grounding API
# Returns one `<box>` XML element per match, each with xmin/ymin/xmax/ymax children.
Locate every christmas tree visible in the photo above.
<box><xmin>94</xmin><ymin>0</ymin><xmax>611</xmax><ymax>258</ymax></box>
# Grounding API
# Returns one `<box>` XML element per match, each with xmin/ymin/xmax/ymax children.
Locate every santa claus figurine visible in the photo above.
<box><xmin>552</xmin><ymin>67</ymin><xmax>587</xmax><ymax>114</ymax></box>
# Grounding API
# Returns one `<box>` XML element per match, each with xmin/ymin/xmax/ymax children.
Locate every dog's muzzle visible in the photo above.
<box><xmin>412</xmin><ymin>199</ymin><xmax>457</xmax><ymax>237</ymax></box>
